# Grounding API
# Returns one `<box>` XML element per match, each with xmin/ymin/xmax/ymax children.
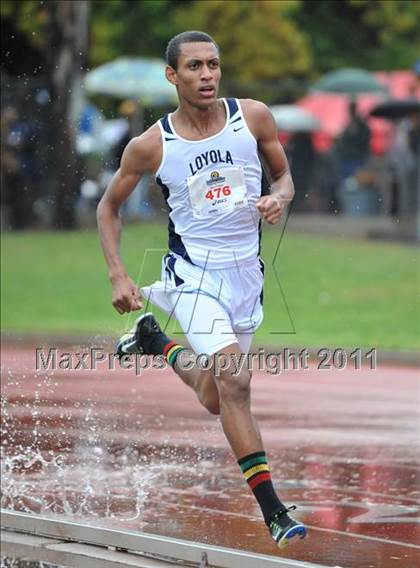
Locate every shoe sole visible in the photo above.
<box><xmin>277</xmin><ymin>524</ymin><xmax>307</xmax><ymax>549</ymax></box>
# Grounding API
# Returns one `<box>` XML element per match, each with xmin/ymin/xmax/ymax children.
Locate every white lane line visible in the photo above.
<box><xmin>302</xmin><ymin>481</ymin><xmax>420</xmax><ymax>505</ymax></box>
<box><xmin>173</xmin><ymin>503</ymin><xmax>420</xmax><ymax>550</ymax></box>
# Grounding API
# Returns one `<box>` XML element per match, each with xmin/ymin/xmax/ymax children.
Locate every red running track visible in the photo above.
<box><xmin>1</xmin><ymin>344</ymin><xmax>419</xmax><ymax>568</ymax></box>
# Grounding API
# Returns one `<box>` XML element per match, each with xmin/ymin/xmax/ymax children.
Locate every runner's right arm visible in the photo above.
<box><xmin>96</xmin><ymin>126</ymin><xmax>161</xmax><ymax>314</ymax></box>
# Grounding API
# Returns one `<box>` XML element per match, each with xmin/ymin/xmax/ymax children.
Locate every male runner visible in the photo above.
<box><xmin>97</xmin><ymin>31</ymin><xmax>307</xmax><ymax>549</ymax></box>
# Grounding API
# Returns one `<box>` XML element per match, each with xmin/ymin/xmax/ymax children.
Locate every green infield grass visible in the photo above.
<box><xmin>1</xmin><ymin>222</ymin><xmax>419</xmax><ymax>351</ymax></box>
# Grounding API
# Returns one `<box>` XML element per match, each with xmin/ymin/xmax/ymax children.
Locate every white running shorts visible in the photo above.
<box><xmin>141</xmin><ymin>253</ymin><xmax>264</xmax><ymax>356</ymax></box>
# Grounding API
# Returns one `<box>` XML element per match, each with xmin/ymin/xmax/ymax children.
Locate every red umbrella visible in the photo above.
<box><xmin>295</xmin><ymin>70</ymin><xmax>418</xmax><ymax>154</ymax></box>
<box><xmin>296</xmin><ymin>92</ymin><xmax>393</xmax><ymax>154</ymax></box>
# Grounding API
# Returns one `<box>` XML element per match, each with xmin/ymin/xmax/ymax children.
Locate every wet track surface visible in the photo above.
<box><xmin>1</xmin><ymin>344</ymin><xmax>419</xmax><ymax>567</ymax></box>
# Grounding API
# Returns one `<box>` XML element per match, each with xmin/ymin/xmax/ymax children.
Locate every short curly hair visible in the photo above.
<box><xmin>165</xmin><ymin>31</ymin><xmax>219</xmax><ymax>70</ymax></box>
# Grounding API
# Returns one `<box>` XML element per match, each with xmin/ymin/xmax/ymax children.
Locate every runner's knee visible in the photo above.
<box><xmin>216</xmin><ymin>367</ymin><xmax>251</xmax><ymax>404</ymax></box>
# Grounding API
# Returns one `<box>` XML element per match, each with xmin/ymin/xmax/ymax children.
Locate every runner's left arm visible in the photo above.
<box><xmin>245</xmin><ymin>100</ymin><xmax>294</xmax><ymax>224</ymax></box>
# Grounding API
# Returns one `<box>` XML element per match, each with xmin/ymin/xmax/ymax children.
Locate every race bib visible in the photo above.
<box><xmin>187</xmin><ymin>166</ymin><xmax>248</xmax><ymax>218</ymax></box>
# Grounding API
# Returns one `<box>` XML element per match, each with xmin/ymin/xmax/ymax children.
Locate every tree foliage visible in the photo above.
<box><xmin>1</xmin><ymin>0</ymin><xmax>49</xmax><ymax>75</ymax></box>
<box><xmin>89</xmin><ymin>0</ymin><xmax>183</xmax><ymax>67</ymax></box>
<box><xmin>1</xmin><ymin>0</ymin><xmax>47</xmax><ymax>48</ymax></box>
<box><xmin>295</xmin><ymin>0</ymin><xmax>420</xmax><ymax>73</ymax></box>
<box><xmin>354</xmin><ymin>0</ymin><xmax>420</xmax><ymax>69</ymax></box>
<box><xmin>2</xmin><ymin>0</ymin><xmax>419</xmax><ymax>78</ymax></box>
<box><xmin>172</xmin><ymin>0</ymin><xmax>311</xmax><ymax>83</ymax></box>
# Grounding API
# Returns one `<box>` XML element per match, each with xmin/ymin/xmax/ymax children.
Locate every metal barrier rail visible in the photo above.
<box><xmin>1</xmin><ymin>509</ymin><xmax>323</xmax><ymax>568</ymax></box>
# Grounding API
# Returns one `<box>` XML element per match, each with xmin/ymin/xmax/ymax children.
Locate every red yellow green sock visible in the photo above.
<box><xmin>238</xmin><ymin>451</ymin><xmax>285</xmax><ymax>525</ymax></box>
<box><xmin>163</xmin><ymin>340</ymin><xmax>185</xmax><ymax>367</ymax></box>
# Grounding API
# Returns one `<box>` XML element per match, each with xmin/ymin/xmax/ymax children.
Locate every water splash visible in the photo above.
<box><xmin>1</xmin><ymin>364</ymin><xmax>220</xmax><ymax>526</ymax></box>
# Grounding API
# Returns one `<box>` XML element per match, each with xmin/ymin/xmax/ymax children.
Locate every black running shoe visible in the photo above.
<box><xmin>268</xmin><ymin>505</ymin><xmax>307</xmax><ymax>549</ymax></box>
<box><xmin>115</xmin><ymin>313</ymin><xmax>169</xmax><ymax>358</ymax></box>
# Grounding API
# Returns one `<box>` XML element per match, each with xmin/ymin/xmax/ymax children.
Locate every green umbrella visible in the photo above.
<box><xmin>84</xmin><ymin>57</ymin><xmax>177</xmax><ymax>105</ymax></box>
<box><xmin>310</xmin><ymin>68</ymin><xmax>388</xmax><ymax>95</ymax></box>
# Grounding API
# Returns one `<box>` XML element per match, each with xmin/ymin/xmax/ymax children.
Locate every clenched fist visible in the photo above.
<box><xmin>111</xmin><ymin>274</ymin><xmax>143</xmax><ymax>314</ymax></box>
<box><xmin>256</xmin><ymin>195</ymin><xmax>289</xmax><ymax>224</ymax></box>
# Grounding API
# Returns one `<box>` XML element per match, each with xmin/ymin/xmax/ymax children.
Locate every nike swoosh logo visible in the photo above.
<box><xmin>233</xmin><ymin>126</ymin><xmax>244</xmax><ymax>132</ymax></box>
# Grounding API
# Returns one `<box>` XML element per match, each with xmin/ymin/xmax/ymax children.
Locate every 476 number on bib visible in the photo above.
<box><xmin>205</xmin><ymin>186</ymin><xmax>232</xmax><ymax>200</ymax></box>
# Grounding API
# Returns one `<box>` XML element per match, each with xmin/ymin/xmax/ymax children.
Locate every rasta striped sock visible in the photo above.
<box><xmin>163</xmin><ymin>340</ymin><xmax>185</xmax><ymax>368</ymax></box>
<box><xmin>238</xmin><ymin>451</ymin><xmax>285</xmax><ymax>526</ymax></box>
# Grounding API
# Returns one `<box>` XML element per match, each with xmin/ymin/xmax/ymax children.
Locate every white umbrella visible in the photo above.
<box><xmin>84</xmin><ymin>57</ymin><xmax>177</xmax><ymax>105</ymax></box>
<box><xmin>270</xmin><ymin>105</ymin><xmax>321</xmax><ymax>132</ymax></box>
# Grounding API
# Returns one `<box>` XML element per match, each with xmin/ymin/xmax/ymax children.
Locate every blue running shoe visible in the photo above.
<box><xmin>269</xmin><ymin>505</ymin><xmax>307</xmax><ymax>549</ymax></box>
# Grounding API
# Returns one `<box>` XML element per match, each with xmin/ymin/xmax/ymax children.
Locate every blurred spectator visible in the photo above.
<box><xmin>312</xmin><ymin>149</ymin><xmax>341</xmax><ymax>213</ymax></box>
<box><xmin>408</xmin><ymin>111</ymin><xmax>420</xmax><ymax>157</ymax></box>
<box><xmin>404</xmin><ymin>111</ymin><xmax>419</xmax><ymax>216</ymax></box>
<box><xmin>109</xmin><ymin>99</ymin><xmax>154</xmax><ymax>218</ymax></box>
<box><xmin>1</xmin><ymin>106</ymin><xmax>20</xmax><ymax>228</ymax></box>
<box><xmin>287</xmin><ymin>131</ymin><xmax>315</xmax><ymax>211</ymax></box>
<box><xmin>1</xmin><ymin>106</ymin><xmax>38</xmax><ymax>229</ymax></box>
<box><xmin>334</xmin><ymin>100</ymin><xmax>371</xmax><ymax>181</ymax></box>
<box><xmin>110</xmin><ymin>99</ymin><xmax>137</xmax><ymax>169</ymax></box>
<box><xmin>79</xmin><ymin>102</ymin><xmax>103</xmax><ymax>136</ymax></box>
<box><xmin>389</xmin><ymin>111</ymin><xmax>420</xmax><ymax>217</ymax></box>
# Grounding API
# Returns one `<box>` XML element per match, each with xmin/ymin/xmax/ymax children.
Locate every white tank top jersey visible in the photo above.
<box><xmin>155</xmin><ymin>98</ymin><xmax>263</xmax><ymax>269</ymax></box>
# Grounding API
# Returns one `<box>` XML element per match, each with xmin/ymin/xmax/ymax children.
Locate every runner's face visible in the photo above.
<box><xmin>168</xmin><ymin>42</ymin><xmax>221</xmax><ymax>108</ymax></box>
